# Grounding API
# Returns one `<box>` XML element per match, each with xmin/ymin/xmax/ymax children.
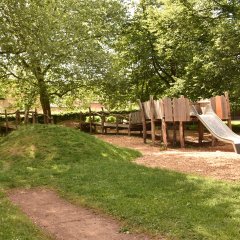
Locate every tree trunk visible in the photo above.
<box><xmin>38</xmin><ymin>77</ymin><xmax>51</xmax><ymax>124</ymax></box>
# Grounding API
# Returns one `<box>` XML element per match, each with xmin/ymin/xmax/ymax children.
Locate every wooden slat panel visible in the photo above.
<box><xmin>184</xmin><ymin>98</ymin><xmax>191</xmax><ymax>121</ymax></box>
<box><xmin>173</xmin><ymin>98</ymin><xmax>181</xmax><ymax>121</ymax></box>
<box><xmin>130</xmin><ymin>111</ymin><xmax>142</xmax><ymax>124</ymax></box>
<box><xmin>215</xmin><ymin>95</ymin><xmax>223</xmax><ymax>119</ymax></box>
<box><xmin>153</xmin><ymin>100</ymin><xmax>164</xmax><ymax>119</ymax></box>
<box><xmin>209</xmin><ymin>95</ymin><xmax>230</xmax><ymax>120</ymax></box>
<box><xmin>162</xmin><ymin>97</ymin><xmax>173</xmax><ymax>122</ymax></box>
<box><xmin>224</xmin><ymin>92</ymin><xmax>232</xmax><ymax>128</ymax></box>
<box><xmin>221</xmin><ymin>95</ymin><xmax>228</xmax><ymax>119</ymax></box>
<box><xmin>173</xmin><ymin>97</ymin><xmax>191</xmax><ymax>122</ymax></box>
<box><xmin>143</xmin><ymin>101</ymin><xmax>151</xmax><ymax>120</ymax></box>
<box><xmin>215</xmin><ymin>96</ymin><xmax>221</xmax><ymax>117</ymax></box>
<box><xmin>210</xmin><ymin>97</ymin><xmax>216</xmax><ymax>112</ymax></box>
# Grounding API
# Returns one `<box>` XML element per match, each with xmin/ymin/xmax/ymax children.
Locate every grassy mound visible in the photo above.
<box><xmin>1</xmin><ymin>125</ymin><xmax>240</xmax><ymax>240</ymax></box>
<box><xmin>0</xmin><ymin>124</ymin><xmax>140</xmax><ymax>188</ymax></box>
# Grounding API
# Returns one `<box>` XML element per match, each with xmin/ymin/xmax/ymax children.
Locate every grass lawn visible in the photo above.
<box><xmin>0</xmin><ymin>125</ymin><xmax>240</xmax><ymax>240</ymax></box>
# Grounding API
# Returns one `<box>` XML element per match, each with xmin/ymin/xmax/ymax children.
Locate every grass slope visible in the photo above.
<box><xmin>1</xmin><ymin>125</ymin><xmax>240</xmax><ymax>240</ymax></box>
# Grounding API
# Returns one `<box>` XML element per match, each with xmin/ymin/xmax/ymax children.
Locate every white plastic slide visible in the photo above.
<box><xmin>191</xmin><ymin>103</ymin><xmax>240</xmax><ymax>154</ymax></box>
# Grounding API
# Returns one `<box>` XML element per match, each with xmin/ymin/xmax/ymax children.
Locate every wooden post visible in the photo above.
<box><xmin>5</xmin><ymin>110</ymin><xmax>8</xmax><ymax>134</ymax></box>
<box><xmin>89</xmin><ymin>107</ymin><xmax>92</xmax><ymax>133</ymax></box>
<box><xmin>162</xmin><ymin>118</ymin><xmax>168</xmax><ymax>147</ymax></box>
<box><xmin>79</xmin><ymin>112</ymin><xmax>83</xmax><ymax>131</ymax></box>
<box><xmin>179</xmin><ymin>121</ymin><xmax>185</xmax><ymax>148</ymax></box>
<box><xmin>212</xmin><ymin>136</ymin><xmax>216</xmax><ymax>147</ymax></box>
<box><xmin>15</xmin><ymin>110</ymin><xmax>20</xmax><ymax>128</ymax></box>
<box><xmin>101</xmin><ymin>115</ymin><xmax>105</xmax><ymax>134</ymax></box>
<box><xmin>116</xmin><ymin>115</ymin><xmax>119</xmax><ymax>135</ymax></box>
<box><xmin>225</xmin><ymin>92</ymin><xmax>232</xmax><ymax>129</ymax></box>
<box><xmin>24</xmin><ymin>109</ymin><xmax>29</xmax><ymax>124</ymax></box>
<box><xmin>172</xmin><ymin>122</ymin><xmax>177</xmax><ymax>146</ymax></box>
<box><xmin>100</xmin><ymin>107</ymin><xmax>105</xmax><ymax>134</ymax></box>
<box><xmin>35</xmin><ymin>108</ymin><xmax>38</xmax><ymax>123</ymax></box>
<box><xmin>160</xmin><ymin>99</ymin><xmax>168</xmax><ymax>147</ymax></box>
<box><xmin>150</xmin><ymin>96</ymin><xmax>156</xmax><ymax>145</ymax></box>
<box><xmin>198</xmin><ymin>121</ymin><xmax>204</xmax><ymax>144</ymax></box>
<box><xmin>138</xmin><ymin>99</ymin><xmax>147</xmax><ymax>143</ymax></box>
<box><xmin>32</xmin><ymin>112</ymin><xmax>36</xmax><ymax>124</ymax></box>
<box><xmin>128</xmin><ymin>113</ymin><xmax>131</xmax><ymax>136</ymax></box>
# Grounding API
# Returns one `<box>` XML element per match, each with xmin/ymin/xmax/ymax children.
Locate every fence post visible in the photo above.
<box><xmin>89</xmin><ymin>107</ymin><xmax>92</xmax><ymax>133</ymax></box>
<box><xmin>24</xmin><ymin>109</ymin><xmax>29</xmax><ymax>124</ymax></box>
<box><xmin>15</xmin><ymin>110</ymin><xmax>20</xmax><ymax>128</ymax></box>
<box><xmin>35</xmin><ymin>108</ymin><xmax>38</xmax><ymax>123</ymax></box>
<box><xmin>138</xmin><ymin>99</ymin><xmax>147</xmax><ymax>143</ymax></box>
<box><xmin>225</xmin><ymin>92</ymin><xmax>232</xmax><ymax>129</ymax></box>
<box><xmin>150</xmin><ymin>96</ymin><xmax>156</xmax><ymax>145</ymax></box>
<box><xmin>5</xmin><ymin>109</ymin><xmax>9</xmax><ymax>134</ymax></box>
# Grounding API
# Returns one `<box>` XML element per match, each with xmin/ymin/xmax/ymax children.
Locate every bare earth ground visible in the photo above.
<box><xmin>8</xmin><ymin>188</ymin><xmax>158</xmax><ymax>240</ymax></box>
<box><xmin>96</xmin><ymin>132</ymin><xmax>240</xmax><ymax>182</ymax></box>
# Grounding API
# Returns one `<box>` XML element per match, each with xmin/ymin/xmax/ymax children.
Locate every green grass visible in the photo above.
<box><xmin>1</xmin><ymin>125</ymin><xmax>240</xmax><ymax>239</ymax></box>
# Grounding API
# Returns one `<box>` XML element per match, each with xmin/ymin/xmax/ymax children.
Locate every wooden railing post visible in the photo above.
<box><xmin>138</xmin><ymin>99</ymin><xmax>147</xmax><ymax>143</ymax></box>
<box><xmin>79</xmin><ymin>112</ymin><xmax>83</xmax><ymax>131</ymax></box>
<box><xmin>15</xmin><ymin>110</ymin><xmax>20</xmax><ymax>128</ymax></box>
<box><xmin>101</xmin><ymin>107</ymin><xmax>105</xmax><ymax>134</ymax></box>
<box><xmin>5</xmin><ymin>109</ymin><xmax>8</xmax><ymax>134</ymax></box>
<box><xmin>150</xmin><ymin>96</ymin><xmax>156</xmax><ymax>145</ymax></box>
<box><xmin>24</xmin><ymin>109</ymin><xmax>29</xmax><ymax>124</ymax></box>
<box><xmin>35</xmin><ymin>108</ymin><xmax>38</xmax><ymax>124</ymax></box>
<box><xmin>128</xmin><ymin>113</ymin><xmax>131</xmax><ymax>136</ymax></box>
<box><xmin>160</xmin><ymin>99</ymin><xmax>168</xmax><ymax>148</ymax></box>
<box><xmin>225</xmin><ymin>91</ymin><xmax>232</xmax><ymax>129</ymax></box>
<box><xmin>198</xmin><ymin>121</ymin><xmax>204</xmax><ymax>144</ymax></box>
<box><xmin>89</xmin><ymin>107</ymin><xmax>92</xmax><ymax>133</ymax></box>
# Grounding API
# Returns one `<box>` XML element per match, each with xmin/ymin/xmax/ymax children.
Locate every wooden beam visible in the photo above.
<box><xmin>162</xmin><ymin>118</ymin><xmax>168</xmax><ymax>147</ymax></box>
<box><xmin>138</xmin><ymin>99</ymin><xmax>147</xmax><ymax>143</ymax></box>
<box><xmin>198</xmin><ymin>121</ymin><xmax>204</xmax><ymax>144</ymax></box>
<box><xmin>225</xmin><ymin>91</ymin><xmax>232</xmax><ymax>129</ymax></box>
<box><xmin>150</xmin><ymin>96</ymin><xmax>156</xmax><ymax>144</ymax></box>
<box><xmin>179</xmin><ymin>121</ymin><xmax>185</xmax><ymax>148</ymax></box>
<box><xmin>5</xmin><ymin>109</ymin><xmax>8</xmax><ymax>134</ymax></box>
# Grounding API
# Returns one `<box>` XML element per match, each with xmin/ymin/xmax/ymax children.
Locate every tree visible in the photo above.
<box><xmin>101</xmin><ymin>0</ymin><xmax>176</xmax><ymax>103</ymax></box>
<box><xmin>145</xmin><ymin>0</ymin><xmax>240</xmax><ymax>99</ymax></box>
<box><xmin>0</xmin><ymin>0</ymin><xmax>125</xmax><ymax>117</ymax></box>
<box><xmin>105</xmin><ymin>0</ymin><xmax>240</xmax><ymax>105</ymax></box>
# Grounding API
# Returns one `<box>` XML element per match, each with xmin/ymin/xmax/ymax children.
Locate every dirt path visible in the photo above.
<box><xmin>8</xmin><ymin>188</ymin><xmax>156</xmax><ymax>240</ymax></box>
<box><xmin>96</xmin><ymin>134</ymin><xmax>240</xmax><ymax>181</ymax></box>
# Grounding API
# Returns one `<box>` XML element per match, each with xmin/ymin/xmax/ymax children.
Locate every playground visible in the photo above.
<box><xmin>1</xmin><ymin>1</ymin><xmax>240</xmax><ymax>239</ymax></box>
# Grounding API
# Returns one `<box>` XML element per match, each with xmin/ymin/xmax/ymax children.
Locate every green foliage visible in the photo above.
<box><xmin>1</xmin><ymin>0</ymin><xmax>240</xmax><ymax>111</ymax></box>
<box><xmin>145</xmin><ymin>0</ymin><xmax>240</xmax><ymax>99</ymax></box>
<box><xmin>0</xmin><ymin>0</ymin><xmax>126</xmax><ymax>112</ymax></box>
<box><xmin>100</xmin><ymin>0</ymin><xmax>240</xmax><ymax>104</ymax></box>
<box><xmin>1</xmin><ymin>125</ymin><xmax>240</xmax><ymax>239</ymax></box>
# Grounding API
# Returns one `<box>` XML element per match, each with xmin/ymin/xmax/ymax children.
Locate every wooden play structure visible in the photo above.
<box><xmin>139</xmin><ymin>96</ymin><xmax>192</xmax><ymax>147</ymax></box>
<box><xmin>1</xmin><ymin>92</ymin><xmax>238</xmax><ymax>152</ymax></box>
<box><xmin>138</xmin><ymin>92</ymin><xmax>233</xmax><ymax>149</ymax></box>
<box><xmin>84</xmin><ymin>107</ymin><xmax>143</xmax><ymax>136</ymax></box>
